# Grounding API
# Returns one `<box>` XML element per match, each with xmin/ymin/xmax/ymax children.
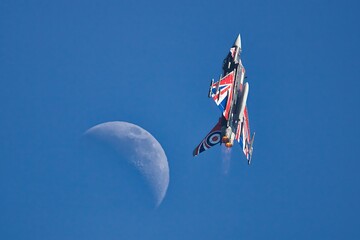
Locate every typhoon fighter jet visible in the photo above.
<box><xmin>193</xmin><ymin>34</ymin><xmax>255</xmax><ymax>164</ymax></box>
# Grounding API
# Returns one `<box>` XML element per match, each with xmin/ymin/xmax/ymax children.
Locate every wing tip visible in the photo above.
<box><xmin>193</xmin><ymin>148</ymin><xmax>199</xmax><ymax>157</ymax></box>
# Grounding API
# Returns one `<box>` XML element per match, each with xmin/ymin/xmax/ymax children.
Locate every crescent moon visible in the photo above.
<box><xmin>84</xmin><ymin>121</ymin><xmax>169</xmax><ymax>207</ymax></box>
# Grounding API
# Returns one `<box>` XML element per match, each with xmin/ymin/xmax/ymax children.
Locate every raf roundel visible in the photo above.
<box><xmin>206</xmin><ymin>131</ymin><xmax>221</xmax><ymax>146</ymax></box>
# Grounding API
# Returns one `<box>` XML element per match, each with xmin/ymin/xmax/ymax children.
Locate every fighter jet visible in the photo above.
<box><xmin>193</xmin><ymin>34</ymin><xmax>255</xmax><ymax>164</ymax></box>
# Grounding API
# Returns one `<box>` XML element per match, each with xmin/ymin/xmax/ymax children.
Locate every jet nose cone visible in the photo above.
<box><xmin>233</xmin><ymin>34</ymin><xmax>241</xmax><ymax>48</ymax></box>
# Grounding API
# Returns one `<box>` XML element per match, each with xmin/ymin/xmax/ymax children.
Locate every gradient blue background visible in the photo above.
<box><xmin>1</xmin><ymin>0</ymin><xmax>359</xmax><ymax>239</ymax></box>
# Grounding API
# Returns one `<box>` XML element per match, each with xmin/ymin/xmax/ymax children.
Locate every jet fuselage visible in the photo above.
<box><xmin>219</xmin><ymin>36</ymin><xmax>248</xmax><ymax>148</ymax></box>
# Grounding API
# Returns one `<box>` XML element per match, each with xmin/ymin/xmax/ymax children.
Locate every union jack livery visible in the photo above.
<box><xmin>193</xmin><ymin>34</ymin><xmax>255</xmax><ymax>165</ymax></box>
<box><xmin>210</xmin><ymin>71</ymin><xmax>235</xmax><ymax>120</ymax></box>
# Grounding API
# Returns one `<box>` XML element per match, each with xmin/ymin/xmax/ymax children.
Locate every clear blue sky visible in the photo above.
<box><xmin>1</xmin><ymin>0</ymin><xmax>360</xmax><ymax>239</ymax></box>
